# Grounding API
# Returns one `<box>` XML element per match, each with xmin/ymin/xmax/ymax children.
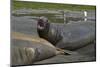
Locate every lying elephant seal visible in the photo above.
<box><xmin>37</xmin><ymin>16</ymin><xmax>95</xmax><ymax>50</ymax></box>
<box><xmin>11</xmin><ymin>32</ymin><xmax>66</xmax><ymax>66</ymax></box>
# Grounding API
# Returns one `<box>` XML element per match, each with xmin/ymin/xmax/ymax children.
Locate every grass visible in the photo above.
<box><xmin>12</xmin><ymin>0</ymin><xmax>96</xmax><ymax>23</ymax></box>
<box><xmin>12</xmin><ymin>1</ymin><xmax>96</xmax><ymax>11</ymax></box>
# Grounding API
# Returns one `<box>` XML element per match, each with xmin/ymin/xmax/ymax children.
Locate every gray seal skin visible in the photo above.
<box><xmin>37</xmin><ymin>16</ymin><xmax>95</xmax><ymax>50</ymax></box>
<box><xmin>11</xmin><ymin>32</ymin><xmax>63</xmax><ymax>66</ymax></box>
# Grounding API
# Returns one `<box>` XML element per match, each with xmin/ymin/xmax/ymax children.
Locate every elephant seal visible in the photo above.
<box><xmin>11</xmin><ymin>32</ymin><xmax>66</xmax><ymax>66</ymax></box>
<box><xmin>37</xmin><ymin>16</ymin><xmax>95</xmax><ymax>50</ymax></box>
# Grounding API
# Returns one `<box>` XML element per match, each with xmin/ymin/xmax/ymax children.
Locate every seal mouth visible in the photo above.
<box><xmin>37</xmin><ymin>19</ymin><xmax>45</xmax><ymax>30</ymax></box>
<box><xmin>38</xmin><ymin>19</ymin><xmax>45</xmax><ymax>27</ymax></box>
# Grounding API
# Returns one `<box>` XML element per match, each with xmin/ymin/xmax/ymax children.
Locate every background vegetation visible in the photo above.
<box><xmin>12</xmin><ymin>0</ymin><xmax>96</xmax><ymax>11</ymax></box>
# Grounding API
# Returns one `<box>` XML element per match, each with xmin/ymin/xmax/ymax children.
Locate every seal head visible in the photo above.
<box><xmin>37</xmin><ymin>16</ymin><xmax>49</xmax><ymax>30</ymax></box>
<box><xmin>37</xmin><ymin>16</ymin><xmax>50</xmax><ymax>39</ymax></box>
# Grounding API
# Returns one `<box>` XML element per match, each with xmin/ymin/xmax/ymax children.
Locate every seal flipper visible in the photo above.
<box><xmin>56</xmin><ymin>48</ymin><xmax>78</xmax><ymax>55</ymax></box>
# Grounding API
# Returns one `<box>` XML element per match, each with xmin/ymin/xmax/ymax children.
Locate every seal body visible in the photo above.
<box><xmin>55</xmin><ymin>22</ymin><xmax>95</xmax><ymax>50</ymax></box>
<box><xmin>37</xmin><ymin>17</ymin><xmax>95</xmax><ymax>50</ymax></box>
<box><xmin>11</xmin><ymin>32</ymin><xmax>58</xmax><ymax>66</ymax></box>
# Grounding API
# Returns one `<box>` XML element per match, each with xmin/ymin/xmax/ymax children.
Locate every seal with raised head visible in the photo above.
<box><xmin>37</xmin><ymin>16</ymin><xmax>95</xmax><ymax>50</ymax></box>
